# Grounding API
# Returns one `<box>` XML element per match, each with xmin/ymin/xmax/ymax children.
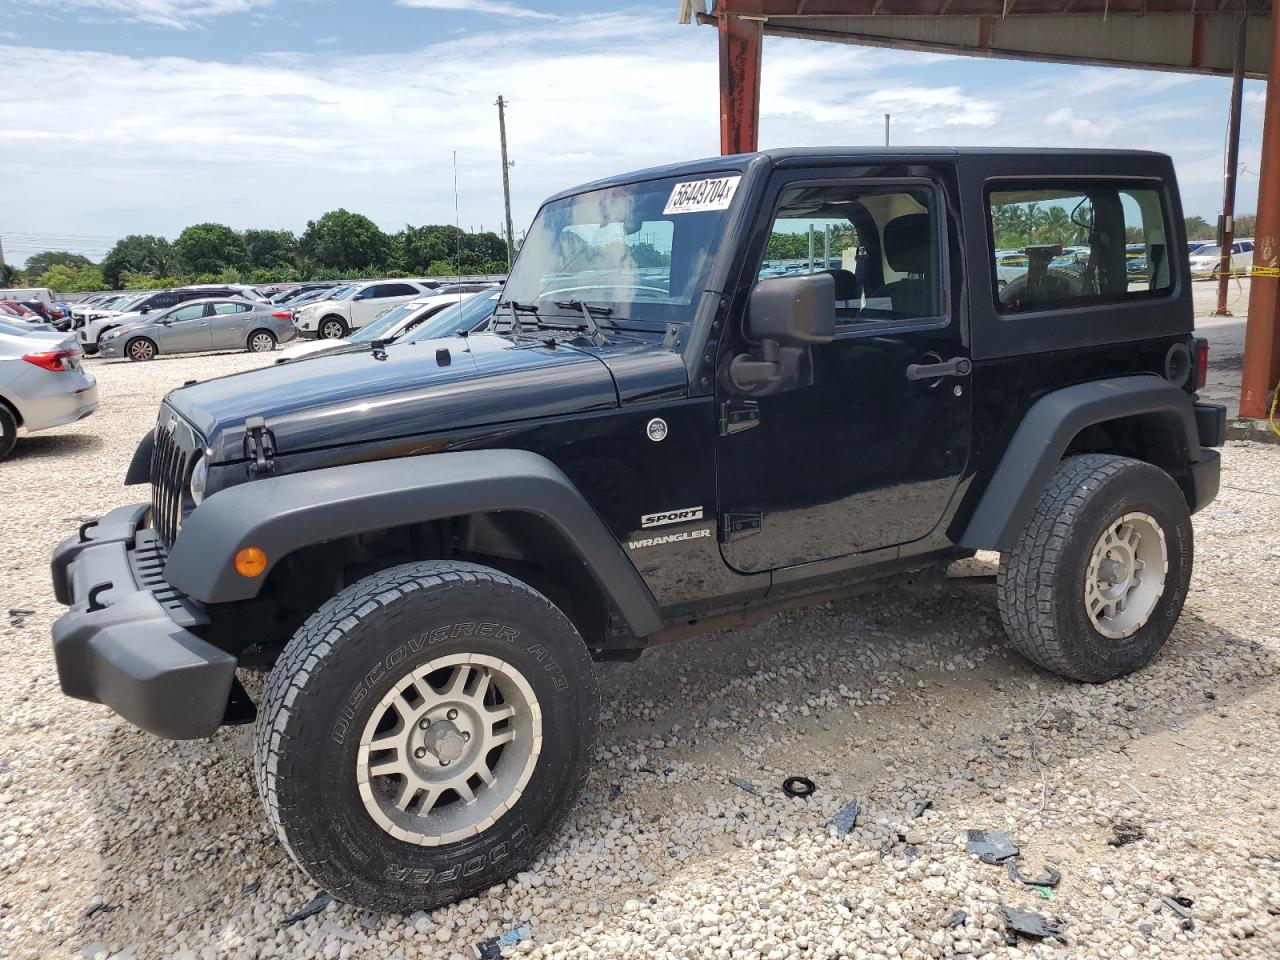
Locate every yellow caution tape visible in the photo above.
<box><xmin>1250</xmin><ymin>266</ymin><xmax>1280</xmax><ymax>278</ymax></box>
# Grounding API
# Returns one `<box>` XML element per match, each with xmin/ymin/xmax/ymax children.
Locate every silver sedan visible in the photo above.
<box><xmin>0</xmin><ymin>319</ymin><xmax>97</xmax><ymax>461</ymax></box>
<box><xmin>98</xmin><ymin>298</ymin><xmax>298</xmax><ymax>361</ymax></box>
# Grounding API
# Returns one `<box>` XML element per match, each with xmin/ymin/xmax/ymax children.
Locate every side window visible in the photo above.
<box><xmin>169</xmin><ymin>304</ymin><xmax>206</xmax><ymax>322</ymax></box>
<box><xmin>988</xmin><ymin>180</ymin><xmax>1173</xmax><ymax>313</ymax></box>
<box><xmin>212</xmin><ymin>301</ymin><xmax>249</xmax><ymax>315</ymax></box>
<box><xmin>384</xmin><ymin>283</ymin><xmax>421</xmax><ymax>297</ymax></box>
<box><xmin>151</xmin><ymin>294</ymin><xmax>178</xmax><ymax>309</ymax></box>
<box><xmin>760</xmin><ymin>182</ymin><xmax>942</xmax><ymax>324</ymax></box>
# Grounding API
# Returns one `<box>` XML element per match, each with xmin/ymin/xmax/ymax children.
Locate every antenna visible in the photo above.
<box><xmin>453</xmin><ymin>150</ymin><xmax>462</xmax><ymax>281</ymax></box>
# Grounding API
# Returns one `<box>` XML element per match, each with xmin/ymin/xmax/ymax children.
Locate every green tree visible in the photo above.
<box><xmin>0</xmin><ymin>262</ymin><xmax>18</xmax><ymax>286</ymax></box>
<box><xmin>102</xmin><ymin>235</ymin><xmax>178</xmax><ymax>289</ymax></box>
<box><xmin>765</xmin><ymin>232</ymin><xmax>810</xmax><ymax>261</ymax></box>
<box><xmin>300</xmin><ymin>209</ymin><xmax>390</xmax><ymax>272</ymax></box>
<box><xmin>1184</xmin><ymin>215</ymin><xmax>1216</xmax><ymax>241</ymax></box>
<box><xmin>36</xmin><ymin>263</ymin><xmax>105</xmax><ymax>292</ymax></box>
<box><xmin>23</xmin><ymin>250</ymin><xmax>92</xmax><ymax>277</ymax></box>
<box><xmin>243</xmin><ymin>228</ymin><xmax>298</xmax><ymax>272</ymax></box>
<box><xmin>120</xmin><ymin>270</ymin><xmax>180</xmax><ymax>290</ymax></box>
<box><xmin>175</xmin><ymin>222</ymin><xmax>249</xmax><ymax>276</ymax></box>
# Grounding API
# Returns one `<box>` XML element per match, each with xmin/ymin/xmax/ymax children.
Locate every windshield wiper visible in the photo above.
<box><xmin>499</xmin><ymin>299</ymin><xmax>539</xmax><ymax>335</ymax></box>
<box><xmin>553</xmin><ymin>300</ymin><xmax>610</xmax><ymax>344</ymax></box>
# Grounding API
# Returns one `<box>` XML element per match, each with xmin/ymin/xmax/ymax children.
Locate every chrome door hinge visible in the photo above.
<box><xmin>718</xmin><ymin>399</ymin><xmax>760</xmax><ymax>436</ymax></box>
<box><xmin>720</xmin><ymin>511</ymin><xmax>763</xmax><ymax>543</ymax></box>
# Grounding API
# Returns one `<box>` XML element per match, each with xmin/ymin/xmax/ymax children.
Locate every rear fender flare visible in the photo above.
<box><xmin>163</xmin><ymin>449</ymin><xmax>664</xmax><ymax>637</ymax></box>
<box><xmin>958</xmin><ymin>376</ymin><xmax>1199</xmax><ymax>551</ymax></box>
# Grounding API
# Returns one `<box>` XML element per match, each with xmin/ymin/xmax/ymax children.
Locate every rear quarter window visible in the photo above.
<box><xmin>987</xmin><ymin>179</ymin><xmax>1174</xmax><ymax>314</ymax></box>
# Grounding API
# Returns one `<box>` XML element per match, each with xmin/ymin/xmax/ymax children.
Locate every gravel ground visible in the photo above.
<box><xmin>2</xmin><ymin>350</ymin><xmax>1279</xmax><ymax>960</ymax></box>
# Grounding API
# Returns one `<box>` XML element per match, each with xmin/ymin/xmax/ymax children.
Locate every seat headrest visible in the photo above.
<box><xmin>821</xmin><ymin>268</ymin><xmax>860</xmax><ymax>301</ymax></box>
<box><xmin>882</xmin><ymin>214</ymin><xmax>931</xmax><ymax>276</ymax></box>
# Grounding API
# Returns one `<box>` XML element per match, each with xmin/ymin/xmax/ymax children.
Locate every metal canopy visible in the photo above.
<box><xmin>692</xmin><ymin>1</ymin><xmax>1274</xmax><ymax>78</ymax></box>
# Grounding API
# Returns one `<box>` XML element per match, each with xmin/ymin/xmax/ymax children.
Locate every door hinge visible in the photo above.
<box><xmin>244</xmin><ymin>416</ymin><xmax>277</xmax><ymax>477</ymax></box>
<box><xmin>720</xmin><ymin>511</ymin><xmax>763</xmax><ymax>543</ymax></box>
<box><xmin>718</xmin><ymin>399</ymin><xmax>760</xmax><ymax>436</ymax></box>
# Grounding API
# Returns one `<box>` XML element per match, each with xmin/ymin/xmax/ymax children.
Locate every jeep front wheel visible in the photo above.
<box><xmin>996</xmin><ymin>454</ymin><xmax>1192</xmax><ymax>683</ymax></box>
<box><xmin>254</xmin><ymin>560</ymin><xmax>598</xmax><ymax>912</ymax></box>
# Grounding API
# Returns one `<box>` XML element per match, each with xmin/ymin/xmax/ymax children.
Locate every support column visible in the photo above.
<box><xmin>1214</xmin><ymin>15</ymin><xmax>1247</xmax><ymax>316</ymax></box>
<box><xmin>718</xmin><ymin>13</ymin><xmax>763</xmax><ymax>156</ymax></box>
<box><xmin>1240</xmin><ymin>7</ymin><xmax>1280</xmax><ymax>418</ymax></box>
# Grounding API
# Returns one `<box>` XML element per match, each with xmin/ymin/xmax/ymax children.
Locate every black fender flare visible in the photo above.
<box><xmin>958</xmin><ymin>376</ymin><xmax>1199</xmax><ymax>552</ymax></box>
<box><xmin>163</xmin><ymin>449</ymin><xmax>664</xmax><ymax>637</ymax></box>
<box><xmin>124</xmin><ymin>430</ymin><xmax>154</xmax><ymax>485</ymax></box>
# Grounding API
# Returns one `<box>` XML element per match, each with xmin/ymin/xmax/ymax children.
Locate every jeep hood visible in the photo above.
<box><xmin>168</xmin><ymin>333</ymin><xmax>623</xmax><ymax>463</ymax></box>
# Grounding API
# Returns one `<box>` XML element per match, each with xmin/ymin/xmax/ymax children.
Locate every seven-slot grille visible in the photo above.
<box><xmin>149</xmin><ymin>414</ymin><xmax>195</xmax><ymax>547</ymax></box>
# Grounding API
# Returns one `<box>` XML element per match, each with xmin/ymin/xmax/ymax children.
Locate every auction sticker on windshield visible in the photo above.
<box><xmin>663</xmin><ymin>176</ymin><xmax>741</xmax><ymax>215</ymax></box>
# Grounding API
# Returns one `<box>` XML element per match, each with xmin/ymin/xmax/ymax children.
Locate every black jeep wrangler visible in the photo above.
<box><xmin>51</xmin><ymin>148</ymin><xmax>1224</xmax><ymax>911</ymax></box>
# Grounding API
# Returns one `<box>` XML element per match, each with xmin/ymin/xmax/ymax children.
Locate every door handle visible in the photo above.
<box><xmin>906</xmin><ymin>356</ymin><xmax>971</xmax><ymax>381</ymax></box>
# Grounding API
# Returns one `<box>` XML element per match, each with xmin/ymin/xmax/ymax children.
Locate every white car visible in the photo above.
<box><xmin>277</xmin><ymin>290</ymin><xmax>499</xmax><ymax>363</ymax></box>
<box><xmin>1188</xmin><ymin>238</ymin><xmax>1254</xmax><ymax>279</ymax></box>
<box><xmin>293</xmin><ymin>280</ymin><xmax>430</xmax><ymax>340</ymax></box>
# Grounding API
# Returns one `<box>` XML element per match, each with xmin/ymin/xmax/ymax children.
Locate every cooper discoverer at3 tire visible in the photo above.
<box><xmin>996</xmin><ymin>454</ymin><xmax>1193</xmax><ymax>683</ymax></box>
<box><xmin>253</xmin><ymin>560</ymin><xmax>599</xmax><ymax>912</ymax></box>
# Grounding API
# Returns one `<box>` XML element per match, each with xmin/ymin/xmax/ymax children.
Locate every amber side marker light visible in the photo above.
<box><xmin>234</xmin><ymin>547</ymin><xmax>268</xmax><ymax>578</ymax></box>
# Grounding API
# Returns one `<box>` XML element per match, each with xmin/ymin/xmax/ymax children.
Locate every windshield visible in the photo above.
<box><xmin>402</xmin><ymin>292</ymin><xmax>500</xmax><ymax>343</ymax></box>
<box><xmin>113</xmin><ymin>295</ymin><xmax>148</xmax><ymax>312</ymax></box>
<box><xmin>501</xmin><ymin>172</ymin><xmax>739</xmax><ymax>323</ymax></box>
<box><xmin>331</xmin><ymin>285</ymin><xmax>359</xmax><ymax>301</ymax></box>
<box><xmin>1193</xmin><ymin>245</ymin><xmax>1221</xmax><ymax>258</ymax></box>
<box><xmin>351</xmin><ymin>300</ymin><xmax>436</xmax><ymax>341</ymax></box>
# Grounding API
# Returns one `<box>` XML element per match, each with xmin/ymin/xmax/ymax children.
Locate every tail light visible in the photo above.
<box><xmin>272</xmin><ymin>310</ymin><xmax>293</xmax><ymax>320</ymax></box>
<box><xmin>23</xmin><ymin>349</ymin><xmax>81</xmax><ymax>372</ymax></box>
<box><xmin>1193</xmin><ymin>337</ymin><xmax>1208</xmax><ymax>390</ymax></box>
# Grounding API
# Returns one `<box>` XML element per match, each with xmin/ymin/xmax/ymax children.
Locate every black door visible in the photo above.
<box><xmin>716</xmin><ymin>173</ymin><xmax>972</xmax><ymax>574</ymax></box>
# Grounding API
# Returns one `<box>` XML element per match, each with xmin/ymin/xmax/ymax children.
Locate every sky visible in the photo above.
<box><xmin>0</xmin><ymin>0</ymin><xmax>1269</xmax><ymax>268</ymax></box>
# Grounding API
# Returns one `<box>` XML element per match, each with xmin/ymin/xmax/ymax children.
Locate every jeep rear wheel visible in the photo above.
<box><xmin>996</xmin><ymin>454</ymin><xmax>1192</xmax><ymax>683</ymax></box>
<box><xmin>253</xmin><ymin>560</ymin><xmax>598</xmax><ymax>912</ymax></box>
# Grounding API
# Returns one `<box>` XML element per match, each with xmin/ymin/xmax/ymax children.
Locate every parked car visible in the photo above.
<box><xmin>97</xmin><ymin>298</ymin><xmax>298</xmax><ymax>361</ymax></box>
<box><xmin>0</xmin><ymin>287</ymin><xmax>59</xmax><ymax>312</ymax></box>
<box><xmin>271</xmin><ymin>283</ymin><xmax>341</xmax><ymax>305</ymax></box>
<box><xmin>276</xmin><ymin>290</ymin><xmax>501</xmax><ymax>363</ymax></box>
<box><xmin>279</xmin><ymin>284</ymin><xmax>353</xmax><ymax>312</ymax></box>
<box><xmin>993</xmin><ymin>250</ymin><xmax>1027</xmax><ymax>287</ymax></box>
<box><xmin>0</xmin><ymin>319</ymin><xmax>96</xmax><ymax>460</ymax></box>
<box><xmin>293</xmin><ymin>280</ymin><xmax>431</xmax><ymax>339</ymax></box>
<box><xmin>0</xmin><ymin>301</ymin><xmax>54</xmax><ymax>330</ymax></box>
<box><xmin>80</xmin><ymin>286</ymin><xmax>259</xmax><ymax>354</ymax></box>
<box><xmin>1188</xmin><ymin>238</ymin><xmax>1254</xmax><ymax>278</ymax></box>
<box><xmin>49</xmin><ymin>147</ymin><xmax>1223</xmax><ymax>913</ymax></box>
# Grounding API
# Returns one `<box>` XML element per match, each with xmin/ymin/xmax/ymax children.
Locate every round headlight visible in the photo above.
<box><xmin>189</xmin><ymin>454</ymin><xmax>209</xmax><ymax>506</ymax></box>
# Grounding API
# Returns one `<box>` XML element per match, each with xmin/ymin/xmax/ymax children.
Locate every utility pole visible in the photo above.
<box><xmin>496</xmin><ymin>94</ymin><xmax>516</xmax><ymax>269</ymax></box>
<box><xmin>884</xmin><ymin>113</ymin><xmax>890</xmax><ymax>146</ymax></box>
<box><xmin>1214</xmin><ymin>14</ymin><xmax>1248</xmax><ymax>316</ymax></box>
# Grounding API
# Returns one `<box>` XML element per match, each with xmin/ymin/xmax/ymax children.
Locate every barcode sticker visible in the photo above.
<box><xmin>663</xmin><ymin>176</ymin><xmax>741</xmax><ymax>215</ymax></box>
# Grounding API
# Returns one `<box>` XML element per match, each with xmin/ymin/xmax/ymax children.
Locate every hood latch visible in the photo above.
<box><xmin>244</xmin><ymin>416</ymin><xmax>277</xmax><ymax>477</ymax></box>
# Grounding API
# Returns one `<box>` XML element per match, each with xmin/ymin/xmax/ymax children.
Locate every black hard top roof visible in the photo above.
<box><xmin>544</xmin><ymin>146</ymin><xmax>1170</xmax><ymax>203</ymax></box>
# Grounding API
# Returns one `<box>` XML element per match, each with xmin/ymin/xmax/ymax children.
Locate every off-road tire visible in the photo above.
<box><xmin>253</xmin><ymin>560</ymin><xmax>598</xmax><ymax>912</ymax></box>
<box><xmin>247</xmin><ymin>329</ymin><xmax>277</xmax><ymax>353</ymax></box>
<box><xmin>126</xmin><ymin>337</ymin><xmax>157</xmax><ymax>362</ymax></box>
<box><xmin>0</xmin><ymin>403</ymin><xmax>16</xmax><ymax>460</ymax></box>
<box><xmin>319</xmin><ymin>316</ymin><xmax>348</xmax><ymax>339</ymax></box>
<box><xmin>996</xmin><ymin>454</ymin><xmax>1192</xmax><ymax>682</ymax></box>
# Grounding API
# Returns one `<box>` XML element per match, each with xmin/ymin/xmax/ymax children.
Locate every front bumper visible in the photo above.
<box><xmin>50</xmin><ymin>503</ymin><xmax>236</xmax><ymax>739</ymax></box>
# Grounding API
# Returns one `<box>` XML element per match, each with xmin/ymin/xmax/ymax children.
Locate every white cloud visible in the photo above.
<box><xmin>20</xmin><ymin>0</ymin><xmax>270</xmax><ymax>30</ymax></box>
<box><xmin>395</xmin><ymin>0</ymin><xmax>558</xmax><ymax>20</ymax></box>
<box><xmin>0</xmin><ymin>15</ymin><xmax>1262</xmax><ymax>256</ymax></box>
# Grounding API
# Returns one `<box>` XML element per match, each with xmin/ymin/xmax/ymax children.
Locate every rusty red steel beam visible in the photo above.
<box><xmin>1240</xmin><ymin>6</ymin><xmax>1280</xmax><ymax>418</ymax></box>
<box><xmin>712</xmin><ymin>0</ymin><xmax>1266</xmax><ymax>14</ymax></box>
<box><xmin>718</xmin><ymin>12</ymin><xmax>764</xmax><ymax>155</ymax></box>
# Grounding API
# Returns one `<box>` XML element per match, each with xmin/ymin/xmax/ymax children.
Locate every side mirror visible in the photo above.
<box><xmin>730</xmin><ymin>273</ymin><xmax>835</xmax><ymax>391</ymax></box>
<box><xmin>139</xmin><ymin>306</ymin><xmax>151</xmax><ymax>314</ymax></box>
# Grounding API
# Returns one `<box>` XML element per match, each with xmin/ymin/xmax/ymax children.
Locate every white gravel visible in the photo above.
<box><xmin>2</xmin><ymin>350</ymin><xmax>1279</xmax><ymax>960</ymax></box>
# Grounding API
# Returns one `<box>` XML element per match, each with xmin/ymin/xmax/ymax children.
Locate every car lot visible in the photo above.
<box><xmin>1</xmin><ymin>351</ymin><xmax>1278</xmax><ymax>959</ymax></box>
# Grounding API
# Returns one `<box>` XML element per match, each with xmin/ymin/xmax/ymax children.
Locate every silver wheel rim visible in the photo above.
<box><xmin>130</xmin><ymin>340</ymin><xmax>153</xmax><ymax>360</ymax></box>
<box><xmin>1085</xmin><ymin>512</ymin><xmax>1168</xmax><ymax>639</ymax></box>
<box><xmin>251</xmin><ymin>333</ymin><xmax>274</xmax><ymax>352</ymax></box>
<box><xmin>321</xmin><ymin>320</ymin><xmax>343</xmax><ymax>339</ymax></box>
<box><xmin>356</xmin><ymin>653</ymin><xmax>541</xmax><ymax>847</ymax></box>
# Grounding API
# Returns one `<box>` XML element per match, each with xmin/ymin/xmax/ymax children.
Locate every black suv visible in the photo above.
<box><xmin>50</xmin><ymin>148</ymin><xmax>1224</xmax><ymax>912</ymax></box>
